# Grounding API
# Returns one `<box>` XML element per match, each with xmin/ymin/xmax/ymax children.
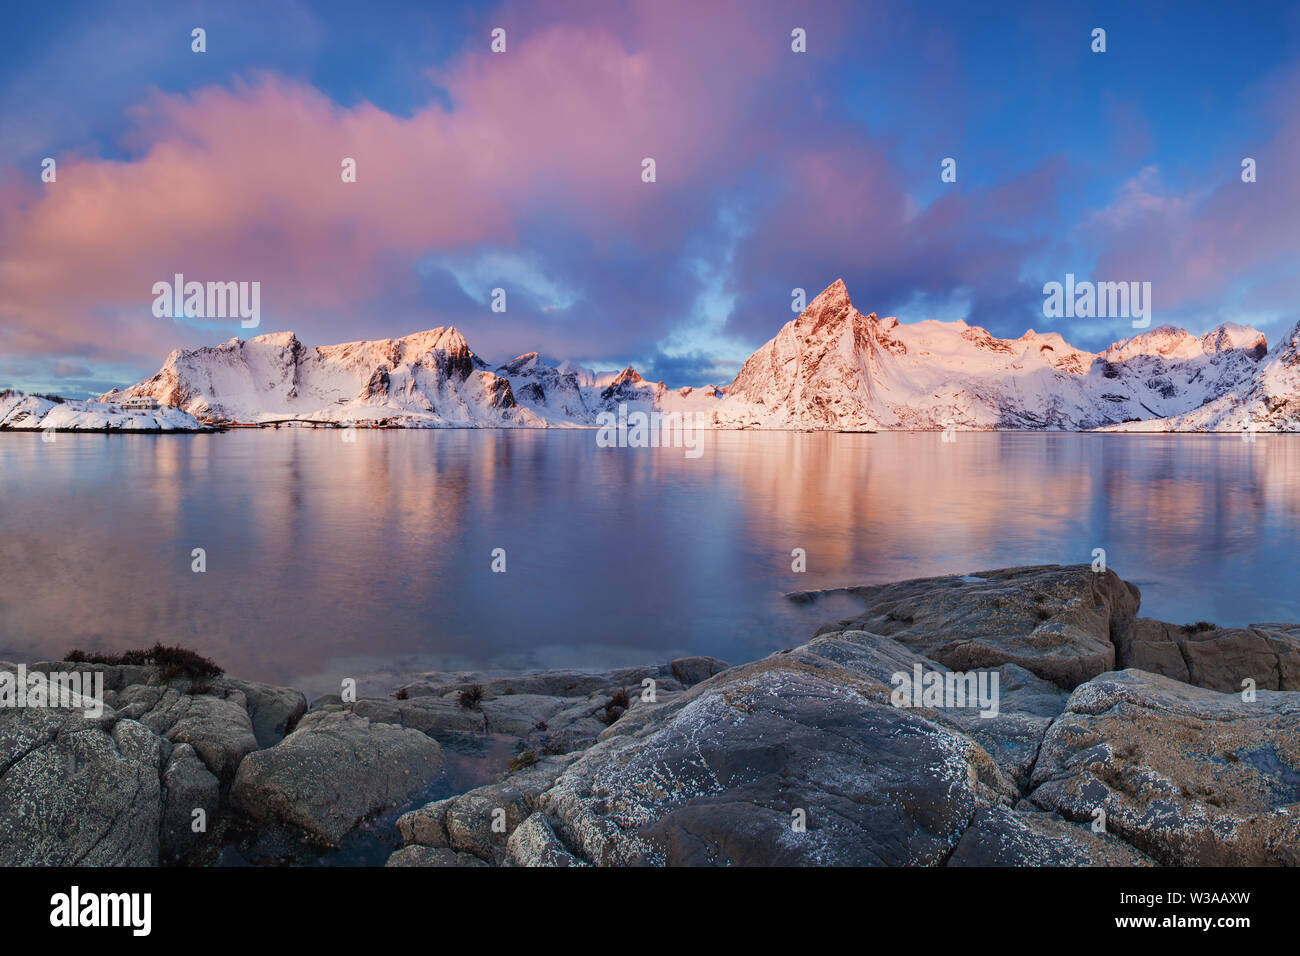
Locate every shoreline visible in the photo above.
<box><xmin>0</xmin><ymin>425</ymin><xmax>215</xmax><ymax>434</ymax></box>
<box><xmin>1</xmin><ymin>563</ymin><xmax>1297</xmax><ymax>867</ymax></box>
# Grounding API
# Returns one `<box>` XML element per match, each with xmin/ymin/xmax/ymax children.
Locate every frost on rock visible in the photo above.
<box><xmin>534</xmin><ymin>650</ymin><xmax>1017</xmax><ymax>866</ymax></box>
<box><xmin>1028</xmin><ymin>669</ymin><xmax>1300</xmax><ymax>865</ymax></box>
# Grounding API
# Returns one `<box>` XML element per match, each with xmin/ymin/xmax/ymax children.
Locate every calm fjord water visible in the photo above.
<box><xmin>2</xmin><ymin>430</ymin><xmax>1297</xmax><ymax>693</ymax></box>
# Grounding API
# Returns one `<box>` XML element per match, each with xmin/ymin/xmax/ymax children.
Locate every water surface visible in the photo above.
<box><xmin>2</xmin><ymin>430</ymin><xmax>1297</xmax><ymax>694</ymax></box>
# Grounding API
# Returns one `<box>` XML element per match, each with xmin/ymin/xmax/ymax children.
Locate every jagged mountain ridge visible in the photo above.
<box><xmin>709</xmin><ymin>280</ymin><xmax>1273</xmax><ymax>430</ymax></box>
<box><xmin>104</xmin><ymin>327</ymin><xmax>722</xmax><ymax>427</ymax></box>
<box><xmin>103</xmin><ymin>280</ymin><xmax>1292</xmax><ymax>430</ymax></box>
<box><xmin>1108</xmin><ymin>320</ymin><xmax>1300</xmax><ymax>432</ymax></box>
<box><xmin>103</xmin><ymin>327</ymin><xmax>545</xmax><ymax>426</ymax></box>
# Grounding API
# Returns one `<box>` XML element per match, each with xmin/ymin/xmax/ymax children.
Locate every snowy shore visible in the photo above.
<box><xmin>0</xmin><ymin>391</ymin><xmax>209</xmax><ymax>432</ymax></box>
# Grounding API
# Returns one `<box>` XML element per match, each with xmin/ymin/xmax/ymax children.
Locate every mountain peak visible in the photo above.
<box><xmin>807</xmin><ymin>278</ymin><xmax>850</xmax><ymax>310</ymax></box>
<box><xmin>1200</xmin><ymin>323</ymin><xmax>1266</xmax><ymax>358</ymax></box>
<box><xmin>1101</xmin><ymin>325</ymin><xmax>1200</xmax><ymax>362</ymax></box>
<box><xmin>247</xmin><ymin>331</ymin><xmax>301</xmax><ymax>348</ymax></box>
<box><xmin>430</xmin><ymin>326</ymin><xmax>470</xmax><ymax>350</ymax></box>
<box><xmin>794</xmin><ymin>279</ymin><xmax>862</xmax><ymax>339</ymax></box>
<box><xmin>497</xmin><ymin>352</ymin><xmax>541</xmax><ymax>376</ymax></box>
<box><xmin>380</xmin><ymin>326</ymin><xmax>478</xmax><ymax>362</ymax></box>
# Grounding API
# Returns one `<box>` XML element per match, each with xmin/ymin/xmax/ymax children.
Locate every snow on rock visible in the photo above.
<box><xmin>494</xmin><ymin>352</ymin><xmax>596</xmax><ymax>425</ymax></box>
<box><xmin>1109</xmin><ymin>319</ymin><xmax>1300</xmax><ymax>432</ymax></box>
<box><xmin>104</xmin><ymin>328</ymin><xmax>722</xmax><ymax>428</ymax></box>
<box><xmin>711</xmin><ymin>280</ymin><xmax>1273</xmax><ymax>430</ymax></box>
<box><xmin>102</xmin><ymin>328</ymin><xmax>548</xmax><ymax>428</ymax></box>
<box><xmin>0</xmin><ymin>391</ymin><xmax>205</xmax><ymax>431</ymax></box>
<box><xmin>712</xmin><ymin>279</ymin><xmax>895</xmax><ymax>429</ymax></box>
<box><xmin>99</xmin><ymin>281</ymin><xmax>1285</xmax><ymax>431</ymax></box>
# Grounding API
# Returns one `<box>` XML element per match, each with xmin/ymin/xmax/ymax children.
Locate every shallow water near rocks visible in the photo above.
<box><xmin>2</xmin><ymin>430</ymin><xmax>1298</xmax><ymax>689</ymax></box>
<box><xmin>219</xmin><ymin>731</ymin><xmax>520</xmax><ymax>866</ymax></box>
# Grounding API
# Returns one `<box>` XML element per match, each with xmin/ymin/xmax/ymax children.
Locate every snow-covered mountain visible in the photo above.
<box><xmin>99</xmin><ymin>279</ymin><xmax>1292</xmax><ymax>431</ymax></box>
<box><xmin>709</xmin><ymin>280</ymin><xmax>1271</xmax><ymax>430</ymax></box>
<box><xmin>102</xmin><ymin>328</ymin><xmax>547</xmax><ymax>427</ymax></box>
<box><xmin>1109</xmin><ymin>320</ymin><xmax>1300</xmax><ymax>432</ymax></box>
<box><xmin>103</xmin><ymin>327</ymin><xmax>723</xmax><ymax>427</ymax></box>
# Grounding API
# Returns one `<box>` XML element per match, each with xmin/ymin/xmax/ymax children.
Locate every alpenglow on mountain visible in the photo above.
<box><xmin>102</xmin><ymin>280</ymin><xmax>1298</xmax><ymax>432</ymax></box>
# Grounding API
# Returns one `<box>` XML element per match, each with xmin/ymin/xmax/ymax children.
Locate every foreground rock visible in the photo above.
<box><xmin>802</xmin><ymin>565</ymin><xmax>1138</xmax><ymax>689</ymax></box>
<box><xmin>0</xmin><ymin>703</ymin><xmax>161</xmax><ymax>865</ymax></box>
<box><xmin>393</xmin><ymin>631</ymin><xmax>1037</xmax><ymax>866</ymax></box>
<box><xmin>1114</xmin><ymin>619</ymin><xmax>1300</xmax><ymax>691</ymax></box>
<box><xmin>948</xmin><ymin>805</ymin><xmax>1154</xmax><ymax>866</ymax></box>
<box><xmin>3</xmin><ymin>566</ymin><xmax>1297</xmax><ymax>867</ymax></box>
<box><xmin>230</xmin><ymin>711</ymin><xmax>444</xmax><ymax>847</ymax></box>
<box><xmin>535</xmin><ymin>655</ymin><xmax>1016</xmax><ymax>865</ymax></box>
<box><xmin>391</xmin><ymin>658</ymin><xmax>728</xmax><ymax>700</ymax></box>
<box><xmin>1028</xmin><ymin>669</ymin><xmax>1300</xmax><ymax>865</ymax></box>
<box><xmin>310</xmin><ymin>656</ymin><xmax>730</xmax><ymax>763</ymax></box>
<box><xmin>391</xmin><ymin>566</ymin><xmax>1299</xmax><ymax>868</ymax></box>
<box><xmin>0</xmin><ymin>654</ymin><xmax>728</xmax><ymax>864</ymax></box>
<box><xmin>221</xmin><ymin>678</ymin><xmax>309</xmax><ymax>749</ymax></box>
<box><xmin>160</xmin><ymin>743</ymin><xmax>220</xmax><ymax>864</ymax></box>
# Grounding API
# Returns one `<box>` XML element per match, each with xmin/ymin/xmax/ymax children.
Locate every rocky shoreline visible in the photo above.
<box><xmin>2</xmin><ymin>564</ymin><xmax>1297</xmax><ymax>866</ymax></box>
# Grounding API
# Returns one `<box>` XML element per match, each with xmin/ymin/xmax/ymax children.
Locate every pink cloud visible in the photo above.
<box><xmin>0</xmin><ymin>74</ymin><xmax>514</xmax><ymax>361</ymax></box>
<box><xmin>0</xmin><ymin>2</ymin><xmax>813</xmax><ymax>366</ymax></box>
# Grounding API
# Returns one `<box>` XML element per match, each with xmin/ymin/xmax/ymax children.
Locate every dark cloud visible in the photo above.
<box><xmin>640</xmin><ymin>351</ymin><xmax>736</xmax><ymax>389</ymax></box>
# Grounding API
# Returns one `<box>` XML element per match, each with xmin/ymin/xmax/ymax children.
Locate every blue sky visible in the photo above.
<box><xmin>1</xmin><ymin>0</ymin><xmax>1298</xmax><ymax>395</ymax></box>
